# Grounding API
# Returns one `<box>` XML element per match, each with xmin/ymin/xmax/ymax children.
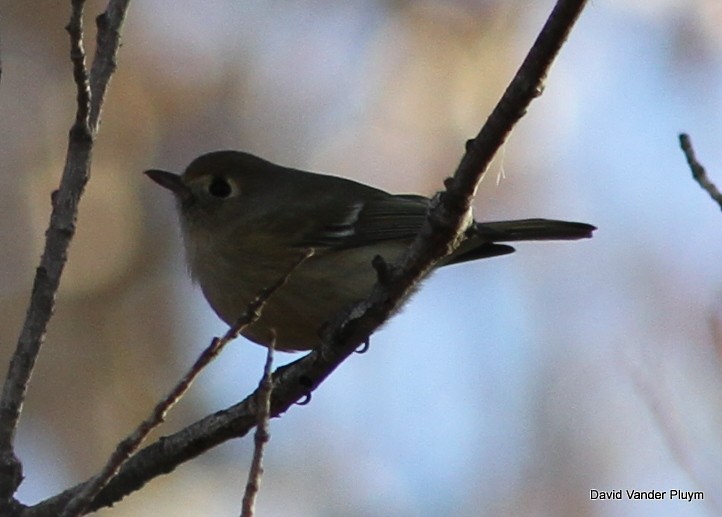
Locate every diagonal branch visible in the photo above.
<box><xmin>23</xmin><ymin>0</ymin><xmax>589</xmax><ymax>514</ymax></box>
<box><xmin>59</xmin><ymin>253</ymin><xmax>308</xmax><ymax>517</ymax></box>
<box><xmin>679</xmin><ymin>133</ymin><xmax>722</xmax><ymax>211</ymax></box>
<box><xmin>0</xmin><ymin>0</ymin><xmax>132</xmax><ymax>512</ymax></box>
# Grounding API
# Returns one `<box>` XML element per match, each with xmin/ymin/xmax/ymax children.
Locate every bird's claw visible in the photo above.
<box><xmin>355</xmin><ymin>339</ymin><xmax>370</xmax><ymax>354</ymax></box>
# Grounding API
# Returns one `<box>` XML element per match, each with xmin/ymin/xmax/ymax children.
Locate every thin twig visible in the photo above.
<box><xmin>24</xmin><ymin>1</ymin><xmax>589</xmax><ymax>513</ymax></box>
<box><xmin>0</xmin><ymin>0</ymin><xmax>92</xmax><ymax>506</ymax></box>
<box><xmin>0</xmin><ymin>0</ymin><xmax>131</xmax><ymax>513</ymax></box>
<box><xmin>679</xmin><ymin>133</ymin><xmax>722</xmax><ymax>211</ymax></box>
<box><xmin>241</xmin><ymin>336</ymin><xmax>275</xmax><ymax>517</ymax></box>
<box><xmin>88</xmin><ymin>0</ymin><xmax>131</xmax><ymax>131</ymax></box>
<box><xmin>67</xmin><ymin>0</ymin><xmax>91</xmax><ymax>134</ymax></box>
<box><xmin>60</xmin><ymin>252</ymin><xmax>310</xmax><ymax>517</ymax></box>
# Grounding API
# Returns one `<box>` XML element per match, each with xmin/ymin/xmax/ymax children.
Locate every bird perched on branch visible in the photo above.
<box><xmin>146</xmin><ymin>151</ymin><xmax>594</xmax><ymax>351</ymax></box>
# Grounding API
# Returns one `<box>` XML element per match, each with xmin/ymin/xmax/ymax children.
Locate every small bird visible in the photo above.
<box><xmin>146</xmin><ymin>151</ymin><xmax>594</xmax><ymax>351</ymax></box>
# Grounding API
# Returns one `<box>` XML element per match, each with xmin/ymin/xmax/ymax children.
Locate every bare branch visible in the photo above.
<box><xmin>59</xmin><ymin>253</ymin><xmax>309</xmax><ymax>517</ymax></box>
<box><xmin>88</xmin><ymin>0</ymin><xmax>131</xmax><ymax>131</ymax></box>
<box><xmin>456</xmin><ymin>1</ymin><xmax>585</xmax><ymax>196</ymax></box>
<box><xmin>0</xmin><ymin>0</ymin><xmax>91</xmax><ymax>504</ymax></box>
<box><xmin>23</xmin><ymin>1</ymin><xmax>590</xmax><ymax>513</ymax></box>
<box><xmin>66</xmin><ymin>0</ymin><xmax>91</xmax><ymax>135</ymax></box>
<box><xmin>0</xmin><ymin>0</ymin><xmax>131</xmax><ymax>513</ymax></box>
<box><xmin>241</xmin><ymin>338</ymin><xmax>275</xmax><ymax>517</ymax></box>
<box><xmin>318</xmin><ymin>0</ymin><xmax>590</xmax><ymax>361</ymax></box>
<box><xmin>679</xmin><ymin>133</ymin><xmax>722</xmax><ymax>211</ymax></box>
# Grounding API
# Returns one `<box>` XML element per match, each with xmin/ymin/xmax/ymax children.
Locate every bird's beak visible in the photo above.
<box><xmin>144</xmin><ymin>169</ymin><xmax>192</xmax><ymax>202</ymax></box>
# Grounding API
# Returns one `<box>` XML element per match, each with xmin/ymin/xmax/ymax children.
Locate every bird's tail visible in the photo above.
<box><xmin>442</xmin><ymin>218</ymin><xmax>595</xmax><ymax>266</ymax></box>
<box><xmin>473</xmin><ymin>218</ymin><xmax>595</xmax><ymax>242</ymax></box>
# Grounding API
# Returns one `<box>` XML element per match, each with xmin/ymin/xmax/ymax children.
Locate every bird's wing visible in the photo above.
<box><xmin>294</xmin><ymin>195</ymin><xmax>430</xmax><ymax>249</ymax></box>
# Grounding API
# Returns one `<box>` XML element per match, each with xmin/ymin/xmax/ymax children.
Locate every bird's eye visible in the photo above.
<box><xmin>208</xmin><ymin>177</ymin><xmax>233</xmax><ymax>198</ymax></box>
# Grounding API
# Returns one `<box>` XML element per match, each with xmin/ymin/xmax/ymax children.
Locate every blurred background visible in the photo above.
<box><xmin>1</xmin><ymin>0</ymin><xmax>722</xmax><ymax>515</ymax></box>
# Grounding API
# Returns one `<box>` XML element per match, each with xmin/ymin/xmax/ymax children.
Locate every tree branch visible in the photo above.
<box><xmin>22</xmin><ymin>0</ymin><xmax>589</xmax><ymax>514</ymax></box>
<box><xmin>679</xmin><ymin>133</ymin><xmax>722</xmax><ymax>211</ymax></box>
<box><xmin>88</xmin><ymin>0</ymin><xmax>130</xmax><ymax>131</ymax></box>
<box><xmin>67</xmin><ymin>0</ymin><xmax>91</xmax><ymax>135</ymax></box>
<box><xmin>240</xmin><ymin>339</ymin><xmax>275</xmax><ymax>517</ymax></box>
<box><xmin>58</xmin><ymin>254</ymin><xmax>306</xmax><ymax>517</ymax></box>
<box><xmin>0</xmin><ymin>0</ymin><xmax>131</xmax><ymax>513</ymax></box>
